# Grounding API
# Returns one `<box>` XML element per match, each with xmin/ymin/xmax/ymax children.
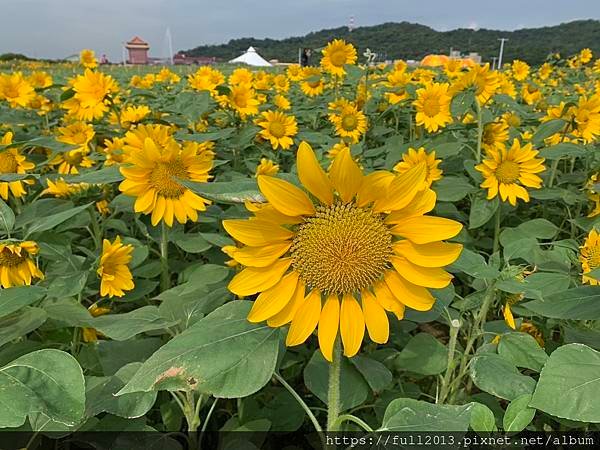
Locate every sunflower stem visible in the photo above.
<box><xmin>327</xmin><ymin>338</ymin><xmax>342</xmax><ymax>431</ymax></box>
<box><xmin>160</xmin><ymin>221</ymin><xmax>170</xmax><ymax>291</ymax></box>
<box><xmin>548</xmin><ymin>158</ymin><xmax>560</xmax><ymax>188</ymax></box>
<box><xmin>493</xmin><ymin>207</ymin><xmax>501</xmax><ymax>254</ymax></box>
<box><xmin>475</xmin><ymin>99</ymin><xmax>483</xmax><ymax>163</ymax></box>
<box><xmin>438</xmin><ymin>315</ymin><xmax>460</xmax><ymax>404</ymax></box>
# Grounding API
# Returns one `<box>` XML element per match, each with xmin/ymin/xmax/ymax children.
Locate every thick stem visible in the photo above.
<box><xmin>475</xmin><ymin>99</ymin><xmax>483</xmax><ymax>163</ymax></box>
<box><xmin>332</xmin><ymin>414</ymin><xmax>373</xmax><ymax>432</ymax></box>
<box><xmin>160</xmin><ymin>221</ymin><xmax>170</xmax><ymax>291</ymax></box>
<box><xmin>326</xmin><ymin>339</ymin><xmax>342</xmax><ymax>431</ymax></box>
<box><xmin>438</xmin><ymin>317</ymin><xmax>460</xmax><ymax>404</ymax></box>
<box><xmin>493</xmin><ymin>207</ymin><xmax>501</xmax><ymax>254</ymax></box>
<box><xmin>184</xmin><ymin>390</ymin><xmax>201</xmax><ymax>448</ymax></box>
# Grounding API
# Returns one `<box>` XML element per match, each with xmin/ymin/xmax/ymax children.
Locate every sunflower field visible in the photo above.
<box><xmin>0</xmin><ymin>40</ymin><xmax>599</xmax><ymax>447</ymax></box>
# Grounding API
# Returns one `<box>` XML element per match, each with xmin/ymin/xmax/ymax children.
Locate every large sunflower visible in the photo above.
<box><xmin>320</xmin><ymin>39</ymin><xmax>357</xmax><ymax>76</ymax></box>
<box><xmin>475</xmin><ymin>139</ymin><xmax>545</xmax><ymax>206</ymax></box>
<box><xmin>413</xmin><ymin>82</ymin><xmax>452</xmax><ymax>133</ymax></box>
<box><xmin>119</xmin><ymin>135</ymin><xmax>213</xmax><ymax>226</ymax></box>
<box><xmin>223</xmin><ymin>142</ymin><xmax>463</xmax><ymax>360</ymax></box>
<box><xmin>0</xmin><ymin>241</ymin><xmax>44</xmax><ymax>288</ymax></box>
<box><xmin>256</xmin><ymin>110</ymin><xmax>298</xmax><ymax>150</ymax></box>
<box><xmin>0</xmin><ymin>131</ymin><xmax>35</xmax><ymax>200</ymax></box>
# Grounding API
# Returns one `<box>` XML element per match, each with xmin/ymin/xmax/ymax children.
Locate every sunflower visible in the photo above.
<box><xmin>229</xmin><ymin>68</ymin><xmax>254</xmax><ymax>86</ymax></box>
<box><xmin>475</xmin><ymin>139</ymin><xmax>545</xmax><ymax>206</ymax></box>
<box><xmin>451</xmin><ymin>64</ymin><xmax>499</xmax><ymax>104</ymax></box>
<box><xmin>0</xmin><ymin>72</ymin><xmax>35</xmax><ymax>108</ymax></box>
<box><xmin>580</xmin><ymin>228</ymin><xmax>600</xmax><ymax>285</ymax></box>
<box><xmin>521</xmin><ymin>83</ymin><xmax>541</xmax><ymax>105</ymax></box>
<box><xmin>579</xmin><ymin>48</ymin><xmax>593</xmax><ymax>64</ymax></box>
<box><xmin>511</xmin><ymin>60</ymin><xmax>530</xmax><ymax>81</ymax></box>
<box><xmin>482</xmin><ymin>120</ymin><xmax>509</xmax><ymax>154</ymax></box>
<box><xmin>82</xmin><ymin>304</ymin><xmax>111</xmax><ymax>343</ymax></box>
<box><xmin>42</xmin><ymin>178</ymin><xmax>90</xmax><ymax>198</ymax></box>
<box><xmin>0</xmin><ymin>241</ymin><xmax>44</xmax><ymax>288</ymax></box>
<box><xmin>393</xmin><ymin>147</ymin><xmax>442</xmax><ymax>189</ymax></box>
<box><xmin>573</xmin><ymin>94</ymin><xmax>600</xmax><ymax>143</ymax></box>
<box><xmin>80</xmin><ymin>49</ymin><xmax>98</xmax><ymax>69</ymax></box>
<box><xmin>63</xmin><ymin>69</ymin><xmax>119</xmax><ymax>121</ymax></box>
<box><xmin>119</xmin><ymin>135</ymin><xmax>213</xmax><ymax>226</ymax></box>
<box><xmin>300</xmin><ymin>67</ymin><xmax>325</xmax><ymax>97</ymax></box>
<box><xmin>118</xmin><ymin>105</ymin><xmax>151</xmax><ymax>128</ymax></box>
<box><xmin>286</xmin><ymin>64</ymin><xmax>303</xmax><ymax>82</ymax></box>
<box><xmin>97</xmin><ymin>236</ymin><xmax>134</xmax><ymax>298</ymax></box>
<box><xmin>101</xmin><ymin>137</ymin><xmax>126</xmax><ymax>166</ymax></box>
<box><xmin>256</xmin><ymin>110</ymin><xmax>298</xmax><ymax>150</ymax></box>
<box><xmin>329</xmin><ymin>105</ymin><xmax>368</xmax><ymax>143</ymax></box>
<box><xmin>222</xmin><ymin>142</ymin><xmax>463</xmax><ymax>360</ymax></box>
<box><xmin>385</xmin><ymin>70</ymin><xmax>412</xmax><ymax>104</ymax></box>
<box><xmin>273</xmin><ymin>74</ymin><xmax>290</xmax><ymax>93</ymax></box>
<box><xmin>538</xmin><ymin>63</ymin><xmax>553</xmax><ymax>80</ymax></box>
<box><xmin>321</xmin><ymin>39</ymin><xmax>357</xmax><ymax>76</ymax></box>
<box><xmin>188</xmin><ymin>66</ymin><xmax>225</xmax><ymax>93</ymax></box>
<box><xmin>28</xmin><ymin>71</ymin><xmax>53</xmax><ymax>89</ymax></box>
<box><xmin>225</xmin><ymin>84</ymin><xmax>260</xmax><ymax>118</ymax></box>
<box><xmin>413</xmin><ymin>82</ymin><xmax>452</xmax><ymax>133</ymax></box>
<box><xmin>444</xmin><ymin>59</ymin><xmax>463</xmax><ymax>78</ymax></box>
<box><xmin>0</xmin><ymin>131</ymin><xmax>35</xmax><ymax>200</ymax></box>
<box><xmin>273</xmin><ymin>94</ymin><xmax>291</xmax><ymax>110</ymax></box>
<box><xmin>255</xmin><ymin>158</ymin><xmax>279</xmax><ymax>177</ymax></box>
<box><xmin>123</xmin><ymin>124</ymin><xmax>175</xmax><ymax>157</ymax></box>
<box><xmin>52</xmin><ymin>122</ymin><xmax>95</xmax><ymax>174</ymax></box>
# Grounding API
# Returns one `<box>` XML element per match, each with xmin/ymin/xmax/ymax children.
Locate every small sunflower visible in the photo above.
<box><xmin>300</xmin><ymin>67</ymin><xmax>325</xmax><ymax>97</ymax></box>
<box><xmin>119</xmin><ymin>105</ymin><xmax>151</xmax><ymax>128</ymax></box>
<box><xmin>255</xmin><ymin>158</ymin><xmax>279</xmax><ymax>177</ymax></box>
<box><xmin>256</xmin><ymin>110</ymin><xmax>298</xmax><ymax>150</ymax></box>
<box><xmin>475</xmin><ymin>139</ymin><xmax>545</xmax><ymax>206</ymax></box>
<box><xmin>413</xmin><ymin>82</ymin><xmax>452</xmax><ymax>133</ymax></box>
<box><xmin>393</xmin><ymin>147</ymin><xmax>442</xmax><ymax>189</ymax></box>
<box><xmin>97</xmin><ymin>236</ymin><xmax>134</xmax><ymax>298</ymax></box>
<box><xmin>0</xmin><ymin>241</ymin><xmax>44</xmax><ymax>288</ymax></box>
<box><xmin>63</xmin><ymin>69</ymin><xmax>119</xmax><ymax>121</ymax></box>
<box><xmin>320</xmin><ymin>39</ymin><xmax>357</xmax><ymax>76</ymax></box>
<box><xmin>329</xmin><ymin>105</ymin><xmax>368</xmax><ymax>143</ymax></box>
<box><xmin>0</xmin><ymin>72</ymin><xmax>35</xmax><ymax>108</ymax></box>
<box><xmin>226</xmin><ymin>84</ymin><xmax>260</xmax><ymax>118</ymax></box>
<box><xmin>223</xmin><ymin>142</ymin><xmax>463</xmax><ymax>361</ymax></box>
<box><xmin>580</xmin><ymin>228</ymin><xmax>600</xmax><ymax>285</ymax></box>
<box><xmin>273</xmin><ymin>94</ymin><xmax>291</xmax><ymax>110</ymax></box>
<box><xmin>482</xmin><ymin>120</ymin><xmax>509</xmax><ymax>154</ymax></box>
<box><xmin>451</xmin><ymin>64</ymin><xmax>499</xmax><ymax>104</ymax></box>
<box><xmin>188</xmin><ymin>66</ymin><xmax>225</xmax><ymax>93</ymax></box>
<box><xmin>80</xmin><ymin>49</ymin><xmax>98</xmax><ymax>69</ymax></box>
<box><xmin>119</xmin><ymin>135</ymin><xmax>213</xmax><ymax>226</ymax></box>
<box><xmin>0</xmin><ymin>131</ymin><xmax>35</xmax><ymax>200</ymax></box>
<box><xmin>42</xmin><ymin>178</ymin><xmax>90</xmax><ymax>198</ymax></box>
<box><xmin>511</xmin><ymin>60</ymin><xmax>530</xmax><ymax>81</ymax></box>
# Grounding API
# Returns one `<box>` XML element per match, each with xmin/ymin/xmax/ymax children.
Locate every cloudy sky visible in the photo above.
<box><xmin>2</xmin><ymin>0</ymin><xmax>600</xmax><ymax>61</ymax></box>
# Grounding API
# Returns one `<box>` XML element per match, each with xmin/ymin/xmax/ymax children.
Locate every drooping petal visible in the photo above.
<box><xmin>223</xmin><ymin>219</ymin><xmax>293</xmax><ymax>247</ymax></box>
<box><xmin>339</xmin><ymin>293</ymin><xmax>365</xmax><ymax>357</ymax></box>
<box><xmin>383</xmin><ymin>270</ymin><xmax>435</xmax><ymax>311</ymax></box>
<box><xmin>318</xmin><ymin>294</ymin><xmax>340</xmax><ymax>362</ymax></box>
<box><xmin>373</xmin><ymin>280</ymin><xmax>405</xmax><ymax>319</ymax></box>
<box><xmin>297</xmin><ymin>141</ymin><xmax>333</xmax><ymax>205</ymax></box>
<box><xmin>356</xmin><ymin>171</ymin><xmax>395</xmax><ymax>207</ymax></box>
<box><xmin>385</xmin><ymin>189</ymin><xmax>437</xmax><ymax>223</ymax></box>
<box><xmin>373</xmin><ymin>162</ymin><xmax>426</xmax><ymax>213</ymax></box>
<box><xmin>390</xmin><ymin>216</ymin><xmax>463</xmax><ymax>244</ymax></box>
<box><xmin>257</xmin><ymin>175</ymin><xmax>315</xmax><ymax>216</ymax></box>
<box><xmin>228</xmin><ymin>258</ymin><xmax>292</xmax><ymax>296</ymax></box>
<box><xmin>390</xmin><ymin>256</ymin><xmax>453</xmax><ymax>288</ymax></box>
<box><xmin>248</xmin><ymin>271</ymin><xmax>299</xmax><ymax>322</ymax></box>
<box><xmin>267</xmin><ymin>281</ymin><xmax>306</xmax><ymax>327</ymax></box>
<box><xmin>361</xmin><ymin>290</ymin><xmax>389</xmax><ymax>344</ymax></box>
<box><xmin>286</xmin><ymin>290</ymin><xmax>321</xmax><ymax>346</ymax></box>
<box><xmin>329</xmin><ymin>147</ymin><xmax>362</xmax><ymax>203</ymax></box>
<box><xmin>231</xmin><ymin>241</ymin><xmax>291</xmax><ymax>267</ymax></box>
<box><xmin>393</xmin><ymin>240</ymin><xmax>463</xmax><ymax>267</ymax></box>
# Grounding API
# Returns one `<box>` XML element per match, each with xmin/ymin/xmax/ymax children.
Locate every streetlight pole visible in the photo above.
<box><xmin>491</xmin><ymin>56</ymin><xmax>498</xmax><ymax>70</ymax></box>
<box><xmin>497</xmin><ymin>38</ymin><xmax>508</xmax><ymax>70</ymax></box>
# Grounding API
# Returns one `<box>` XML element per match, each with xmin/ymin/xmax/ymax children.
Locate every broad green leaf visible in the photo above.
<box><xmin>0</xmin><ymin>285</ymin><xmax>46</xmax><ymax>319</ymax></box>
<box><xmin>0</xmin><ymin>198</ymin><xmax>15</xmax><ymax>233</ymax></box>
<box><xmin>539</xmin><ymin>142</ymin><xmax>586</xmax><ymax>159</ymax></box>
<box><xmin>469</xmin><ymin>402</ymin><xmax>497</xmax><ymax>432</ymax></box>
<box><xmin>503</xmin><ymin>394</ymin><xmax>535</xmax><ymax>432</ymax></box>
<box><xmin>532</xmin><ymin>119</ymin><xmax>566</xmax><ymax>146</ymax></box>
<box><xmin>517</xmin><ymin>218</ymin><xmax>558</xmax><ymax>239</ymax></box>
<box><xmin>469</xmin><ymin>354</ymin><xmax>536</xmax><ymax>401</ymax></box>
<box><xmin>303</xmin><ymin>350</ymin><xmax>370</xmax><ymax>411</ymax></box>
<box><xmin>522</xmin><ymin>286</ymin><xmax>600</xmax><ymax>319</ymax></box>
<box><xmin>63</xmin><ymin>165</ymin><xmax>124</xmax><ymax>184</ymax></box>
<box><xmin>395</xmin><ymin>333</ymin><xmax>447</xmax><ymax>375</ymax></box>
<box><xmin>350</xmin><ymin>355</ymin><xmax>393</xmax><ymax>393</ymax></box>
<box><xmin>92</xmin><ymin>306</ymin><xmax>177</xmax><ymax>341</ymax></box>
<box><xmin>0</xmin><ymin>349</ymin><xmax>85</xmax><ymax>428</ymax></box>
<box><xmin>450</xmin><ymin>248</ymin><xmax>499</xmax><ymax>279</ymax></box>
<box><xmin>451</xmin><ymin>90</ymin><xmax>475</xmax><ymax>117</ymax></box>
<box><xmin>380</xmin><ymin>398</ymin><xmax>474</xmax><ymax>431</ymax></box>
<box><xmin>173</xmin><ymin>233</ymin><xmax>211</xmax><ymax>253</ymax></box>
<box><xmin>469</xmin><ymin>194</ymin><xmax>498</xmax><ymax>229</ymax></box>
<box><xmin>97</xmin><ymin>338</ymin><xmax>164</xmax><ymax>376</ymax></box>
<box><xmin>530</xmin><ymin>343</ymin><xmax>600</xmax><ymax>423</ymax></box>
<box><xmin>434</xmin><ymin>176</ymin><xmax>476</xmax><ymax>202</ymax></box>
<box><xmin>497</xmin><ymin>332</ymin><xmax>548</xmax><ymax>372</ymax></box>
<box><xmin>117</xmin><ymin>301</ymin><xmax>279</xmax><ymax>398</ymax></box>
<box><xmin>0</xmin><ymin>307</ymin><xmax>47</xmax><ymax>347</ymax></box>
<box><xmin>26</xmin><ymin>202</ymin><xmax>92</xmax><ymax>236</ymax></box>
<box><xmin>182</xmin><ymin>180</ymin><xmax>263</xmax><ymax>204</ymax></box>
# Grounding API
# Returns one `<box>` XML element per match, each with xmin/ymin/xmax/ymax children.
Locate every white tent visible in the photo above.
<box><xmin>229</xmin><ymin>46</ymin><xmax>272</xmax><ymax>67</ymax></box>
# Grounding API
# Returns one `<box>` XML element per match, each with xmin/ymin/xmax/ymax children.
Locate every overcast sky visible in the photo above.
<box><xmin>2</xmin><ymin>0</ymin><xmax>600</xmax><ymax>61</ymax></box>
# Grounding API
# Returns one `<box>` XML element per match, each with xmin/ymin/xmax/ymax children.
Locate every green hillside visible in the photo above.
<box><xmin>183</xmin><ymin>19</ymin><xmax>600</xmax><ymax>65</ymax></box>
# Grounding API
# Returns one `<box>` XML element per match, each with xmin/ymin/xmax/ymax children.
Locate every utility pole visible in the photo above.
<box><xmin>491</xmin><ymin>56</ymin><xmax>498</xmax><ymax>70</ymax></box>
<box><xmin>497</xmin><ymin>38</ymin><xmax>508</xmax><ymax>70</ymax></box>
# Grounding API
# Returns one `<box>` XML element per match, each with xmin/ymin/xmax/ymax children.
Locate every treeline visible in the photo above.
<box><xmin>183</xmin><ymin>20</ymin><xmax>600</xmax><ymax>65</ymax></box>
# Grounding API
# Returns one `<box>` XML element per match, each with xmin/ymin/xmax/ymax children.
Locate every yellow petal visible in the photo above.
<box><xmin>373</xmin><ymin>280</ymin><xmax>405</xmax><ymax>320</ymax></box>
<box><xmin>286</xmin><ymin>290</ymin><xmax>321</xmax><ymax>346</ymax></box>
<box><xmin>267</xmin><ymin>281</ymin><xmax>306</xmax><ymax>327</ymax></box>
<box><xmin>356</xmin><ymin>171</ymin><xmax>395</xmax><ymax>207</ymax></box>
<box><xmin>373</xmin><ymin>162</ymin><xmax>426</xmax><ymax>213</ymax></box>
<box><xmin>390</xmin><ymin>216</ymin><xmax>463</xmax><ymax>244</ymax></box>
<box><xmin>248</xmin><ymin>271</ymin><xmax>299</xmax><ymax>322</ymax></box>
<box><xmin>228</xmin><ymin>258</ymin><xmax>291</xmax><ymax>296</ymax></box>
<box><xmin>318</xmin><ymin>294</ymin><xmax>340</xmax><ymax>362</ymax></box>
<box><xmin>339</xmin><ymin>293</ymin><xmax>365</xmax><ymax>357</ymax></box>
<box><xmin>297</xmin><ymin>141</ymin><xmax>333</xmax><ymax>205</ymax></box>
<box><xmin>361</xmin><ymin>290</ymin><xmax>389</xmax><ymax>344</ymax></box>
<box><xmin>223</xmin><ymin>219</ymin><xmax>293</xmax><ymax>247</ymax></box>
<box><xmin>393</xmin><ymin>240</ymin><xmax>463</xmax><ymax>268</ymax></box>
<box><xmin>257</xmin><ymin>175</ymin><xmax>315</xmax><ymax>216</ymax></box>
<box><xmin>232</xmin><ymin>241</ymin><xmax>291</xmax><ymax>267</ymax></box>
<box><xmin>503</xmin><ymin>304</ymin><xmax>516</xmax><ymax>330</ymax></box>
<box><xmin>329</xmin><ymin>147</ymin><xmax>362</xmax><ymax>203</ymax></box>
<box><xmin>383</xmin><ymin>270</ymin><xmax>435</xmax><ymax>311</ymax></box>
<box><xmin>385</xmin><ymin>189</ymin><xmax>437</xmax><ymax>223</ymax></box>
<box><xmin>390</xmin><ymin>256</ymin><xmax>453</xmax><ymax>288</ymax></box>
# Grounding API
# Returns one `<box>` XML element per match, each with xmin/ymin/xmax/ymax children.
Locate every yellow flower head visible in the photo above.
<box><xmin>119</xmin><ymin>134</ymin><xmax>213</xmax><ymax>227</ymax></box>
<box><xmin>188</xmin><ymin>66</ymin><xmax>224</xmax><ymax>93</ymax></box>
<box><xmin>385</xmin><ymin>70</ymin><xmax>412</xmax><ymax>104</ymax></box>
<box><xmin>42</xmin><ymin>178</ymin><xmax>90</xmax><ymax>198</ymax></box>
<box><xmin>0</xmin><ymin>131</ymin><xmax>35</xmax><ymax>200</ymax></box>
<box><xmin>475</xmin><ymin>139</ymin><xmax>545</xmax><ymax>206</ymax></box>
<box><xmin>256</xmin><ymin>110</ymin><xmax>298</xmax><ymax>150</ymax></box>
<box><xmin>0</xmin><ymin>72</ymin><xmax>35</xmax><ymax>108</ymax></box>
<box><xmin>482</xmin><ymin>119</ymin><xmax>510</xmax><ymax>154</ymax></box>
<box><xmin>329</xmin><ymin>104</ymin><xmax>368</xmax><ymax>143</ymax></box>
<box><xmin>579</xmin><ymin>48</ymin><xmax>593</xmax><ymax>64</ymax></box>
<box><xmin>222</xmin><ymin>142</ymin><xmax>463</xmax><ymax>361</ymax></box>
<box><xmin>580</xmin><ymin>228</ymin><xmax>600</xmax><ymax>285</ymax></box>
<box><xmin>573</xmin><ymin>94</ymin><xmax>600</xmax><ymax>143</ymax></box>
<box><xmin>64</xmin><ymin>69</ymin><xmax>119</xmax><ymax>121</ymax></box>
<box><xmin>413</xmin><ymin>82</ymin><xmax>452</xmax><ymax>133</ymax></box>
<box><xmin>97</xmin><ymin>236</ymin><xmax>134</xmax><ymax>298</ymax></box>
<box><xmin>119</xmin><ymin>105</ymin><xmax>151</xmax><ymax>128</ymax></box>
<box><xmin>80</xmin><ymin>49</ymin><xmax>98</xmax><ymax>69</ymax></box>
<box><xmin>451</xmin><ymin>63</ymin><xmax>499</xmax><ymax>104</ymax></box>
<box><xmin>273</xmin><ymin>94</ymin><xmax>291</xmax><ymax>110</ymax></box>
<box><xmin>511</xmin><ymin>60</ymin><xmax>530</xmax><ymax>81</ymax></box>
<box><xmin>273</xmin><ymin>74</ymin><xmax>290</xmax><ymax>93</ymax></box>
<box><xmin>393</xmin><ymin>147</ymin><xmax>442</xmax><ymax>189</ymax></box>
<box><xmin>101</xmin><ymin>137</ymin><xmax>126</xmax><ymax>166</ymax></box>
<box><xmin>28</xmin><ymin>71</ymin><xmax>53</xmax><ymax>89</ymax></box>
<box><xmin>0</xmin><ymin>241</ymin><xmax>44</xmax><ymax>288</ymax></box>
<box><xmin>286</xmin><ymin>64</ymin><xmax>303</xmax><ymax>81</ymax></box>
<box><xmin>226</xmin><ymin>83</ymin><xmax>260</xmax><ymax>118</ymax></box>
<box><xmin>300</xmin><ymin>67</ymin><xmax>325</xmax><ymax>97</ymax></box>
<box><xmin>229</xmin><ymin>68</ymin><xmax>254</xmax><ymax>86</ymax></box>
<box><xmin>255</xmin><ymin>158</ymin><xmax>279</xmax><ymax>177</ymax></box>
<box><xmin>321</xmin><ymin>39</ymin><xmax>358</xmax><ymax>76</ymax></box>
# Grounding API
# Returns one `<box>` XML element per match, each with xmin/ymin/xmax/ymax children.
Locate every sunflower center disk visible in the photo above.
<box><xmin>150</xmin><ymin>159</ymin><xmax>188</xmax><ymax>198</ymax></box>
<box><xmin>0</xmin><ymin>249</ymin><xmax>26</xmax><ymax>267</ymax></box>
<box><xmin>291</xmin><ymin>203</ymin><xmax>393</xmax><ymax>295</ymax></box>
<box><xmin>329</xmin><ymin>51</ymin><xmax>347</xmax><ymax>67</ymax></box>
<box><xmin>0</xmin><ymin>152</ymin><xmax>18</xmax><ymax>173</ymax></box>
<box><xmin>268</xmin><ymin>121</ymin><xmax>286</xmax><ymax>138</ymax></box>
<box><xmin>496</xmin><ymin>160</ymin><xmax>521</xmax><ymax>184</ymax></box>
<box><xmin>422</xmin><ymin>97</ymin><xmax>441</xmax><ymax>116</ymax></box>
<box><xmin>341</xmin><ymin>114</ymin><xmax>358</xmax><ymax>131</ymax></box>
<box><xmin>585</xmin><ymin>245</ymin><xmax>600</xmax><ymax>269</ymax></box>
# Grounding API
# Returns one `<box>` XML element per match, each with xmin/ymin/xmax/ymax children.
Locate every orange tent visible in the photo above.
<box><xmin>420</xmin><ymin>54</ymin><xmax>450</xmax><ymax>67</ymax></box>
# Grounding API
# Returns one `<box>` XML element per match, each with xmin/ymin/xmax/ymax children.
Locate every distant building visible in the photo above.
<box><xmin>173</xmin><ymin>52</ymin><xmax>219</xmax><ymax>65</ymax></box>
<box><xmin>125</xmin><ymin>36</ymin><xmax>150</xmax><ymax>65</ymax></box>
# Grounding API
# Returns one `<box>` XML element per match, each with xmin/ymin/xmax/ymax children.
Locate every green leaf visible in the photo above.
<box><xmin>26</xmin><ymin>202</ymin><xmax>92</xmax><ymax>236</ymax></box>
<box><xmin>0</xmin><ymin>307</ymin><xmax>47</xmax><ymax>347</ymax></box>
<box><xmin>350</xmin><ymin>355</ymin><xmax>392</xmax><ymax>393</ymax></box>
<box><xmin>517</xmin><ymin>218</ymin><xmax>559</xmax><ymax>239</ymax></box>
<box><xmin>395</xmin><ymin>333</ymin><xmax>448</xmax><ymax>375</ymax></box>
<box><xmin>0</xmin><ymin>285</ymin><xmax>46</xmax><ymax>319</ymax></box>
<box><xmin>182</xmin><ymin>180</ymin><xmax>263</xmax><ymax>204</ymax></box>
<box><xmin>433</xmin><ymin>176</ymin><xmax>476</xmax><ymax>202</ymax></box>
<box><xmin>450</xmin><ymin>248</ymin><xmax>499</xmax><ymax>279</ymax></box>
<box><xmin>469</xmin><ymin>194</ymin><xmax>498</xmax><ymax>229</ymax></box>
<box><xmin>92</xmin><ymin>306</ymin><xmax>177</xmax><ymax>341</ymax></box>
<box><xmin>173</xmin><ymin>233</ymin><xmax>211</xmax><ymax>253</ymax></box>
<box><xmin>86</xmin><ymin>363</ymin><xmax>157</xmax><ymax>419</ymax></box>
<box><xmin>451</xmin><ymin>90</ymin><xmax>475</xmax><ymax>117</ymax></box>
<box><xmin>532</xmin><ymin>119</ymin><xmax>566</xmax><ymax>146</ymax></box>
<box><xmin>530</xmin><ymin>343</ymin><xmax>600</xmax><ymax>423</ymax></box>
<box><xmin>469</xmin><ymin>354</ymin><xmax>536</xmax><ymax>401</ymax></box>
<box><xmin>539</xmin><ymin>142</ymin><xmax>586</xmax><ymax>159</ymax></box>
<box><xmin>522</xmin><ymin>286</ymin><xmax>600</xmax><ymax>319</ymax></box>
<box><xmin>0</xmin><ymin>198</ymin><xmax>15</xmax><ymax>234</ymax></box>
<box><xmin>380</xmin><ymin>398</ymin><xmax>474</xmax><ymax>431</ymax></box>
<box><xmin>503</xmin><ymin>394</ymin><xmax>535</xmax><ymax>432</ymax></box>
<box><xmin>470</xmin><ymin>402</ymin><xmax>497</xmax><ymax>432</ymax></box>
<box><xmin>303</xmin><ymin>350</ymin><xmax>370</xmax><ymax>411</ymax></box>
<box><xmin>63</xmin><ymin>165</ymin><xmax>124</xmax><ymax>184</ymax></box>
<box><xmin>497</xmin><ymin>332</ymin><xmax>548</xmax><ymax>372</ymax></box>
<box><xmin>117</xmin><ymin>301</ymin><xmax>279</xmax><ymax>398</ymax></box>
<box><xmin>0</xmin><ymin>349</ymin><xmax>85</xmax><ymax>428</ymax></box>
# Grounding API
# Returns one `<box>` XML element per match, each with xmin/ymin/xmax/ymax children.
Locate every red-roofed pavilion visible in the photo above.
<box><xmin>125</xmin><ymin>36</ymin><xmax>150</xmax><ymax>64</ymax></box>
